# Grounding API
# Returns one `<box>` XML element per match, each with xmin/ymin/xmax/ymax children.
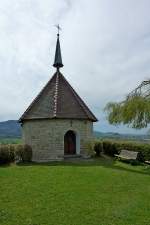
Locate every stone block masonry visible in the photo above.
<box><xmin>22</xmin><ymin>119</ymin><xmax>93</xmax><ymax>162</ymax></box>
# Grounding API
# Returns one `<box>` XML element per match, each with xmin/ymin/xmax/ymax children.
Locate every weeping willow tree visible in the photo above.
<box><xmin>104</xmin><ymin>80</ymin><xmax>150</xmax><ymax>129</ymax></box>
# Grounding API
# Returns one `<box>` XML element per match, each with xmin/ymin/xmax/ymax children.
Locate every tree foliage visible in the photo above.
<box><xmin>104</xmin><ymin>80</ymin><xmax>150</xmax><ymax>129</ymax></box>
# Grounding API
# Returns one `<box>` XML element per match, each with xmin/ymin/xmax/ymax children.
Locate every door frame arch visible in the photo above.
<box><xmin>63</xmin><ymin>129</ymin><xmax>80</xmax><ymax>155</ymax></box>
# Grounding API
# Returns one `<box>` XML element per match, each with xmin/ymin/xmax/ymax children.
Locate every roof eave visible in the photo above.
<box><xmin>19</xmin><ymin>116</ymin><xmax>98</xmax><ymax>123</ymax></box>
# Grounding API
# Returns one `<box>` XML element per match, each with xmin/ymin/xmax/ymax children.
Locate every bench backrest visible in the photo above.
<box><xmin>119</xmin><ymin>149</ymin><xmax>139</xmax><ymax>159</ymax></box>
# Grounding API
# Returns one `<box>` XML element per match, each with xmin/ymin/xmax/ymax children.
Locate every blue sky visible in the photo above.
<box><xmin>0</xmin><ymin>0</ymin><xmax>150</xmax><ymax>134</ymax></box>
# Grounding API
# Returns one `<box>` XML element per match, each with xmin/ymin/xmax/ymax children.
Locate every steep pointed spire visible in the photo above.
<box><xmin>53</xmin><ymin>26</ymin><xmax>63</xmax><ymax>70</ymax></box>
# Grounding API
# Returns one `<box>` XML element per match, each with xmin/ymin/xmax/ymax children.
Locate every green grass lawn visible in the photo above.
<box><xmin>0</xmin><ymin>158</ymin><xmax>150</xmax><ymax>225</ymax></box>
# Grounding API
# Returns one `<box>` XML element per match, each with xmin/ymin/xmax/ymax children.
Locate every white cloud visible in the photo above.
<box><xmin>0</xmin><ymin>0</ymin><xmax>150</xmax><ymax>134</ymax></box>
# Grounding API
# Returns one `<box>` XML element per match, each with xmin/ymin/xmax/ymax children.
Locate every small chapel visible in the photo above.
<box><xmin>19</xmin><ymin>30</ymin><xmax>97</xmax><ymax>162</ymax></box>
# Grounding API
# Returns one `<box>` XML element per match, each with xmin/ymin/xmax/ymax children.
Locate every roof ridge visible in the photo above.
<box><xmin>53</xmin><ymin>71</ymin><xmax>59</xmax><ymax>117</ymax></box>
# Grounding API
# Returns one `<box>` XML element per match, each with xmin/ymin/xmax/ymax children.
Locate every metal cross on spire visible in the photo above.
<box><xmin>55</xmin><ymin>24</ymin><xmax>61</xmax><ymax>36</ymax></box>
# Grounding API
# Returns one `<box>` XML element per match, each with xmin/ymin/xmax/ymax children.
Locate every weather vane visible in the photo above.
<box><xmin>55</xmin><ymin>24</ymin><xmax>61</xmax><ymax>35</ymax></box>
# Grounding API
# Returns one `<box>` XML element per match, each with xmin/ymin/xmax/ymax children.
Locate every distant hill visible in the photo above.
<box><xmin>94</xmin><ymin>131</ymin><xmax>120</xmax><ymax>138</ymax></box>
<box><xmin>0</xmin><ymin>120</ymin><xmax>149</xmax><ymax>142</ymax></box>
<box><xmin>0</xmin><ymin>120</ymin><xmax>21</xmax><ymax>138</ymax></box>
<box><xmin>93</xmin><ymin>131</ymin><xmax>150</xmax><ymax>142</ymax></box>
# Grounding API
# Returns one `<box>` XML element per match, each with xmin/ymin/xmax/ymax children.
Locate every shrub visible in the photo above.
<box><xmin>103</xmin><ymin>141</ymin><xmax>118</xmax><ymax>156</ymax></box>
<box><xmin>102</xmin><ymin>140</ymin><xmax>150</xmax><ymax>161</ymax></box>
<box><xmin>9</xmin><ymin>145</ymin><xmax>16</xmax><ymax>162</ymax></box>
<box><xmin>0</xmin><ymin>144</ymin><xmax>32</xmax><ymax>164</ymax></box>
<box><xmin>16</xmin><ymin>144</ymin><xmax>32</xmax><ymax>162</ymax></box>
<box><xmin>94</xmin><ymin>142</ymin><xmax>103</xmax><ymax>157</ymax></box>
<box><xmin>85</xmin><ymin>140</ymin><xmax>95</xmax><ymax>156</ymax></box>
<box><xmin>0</xmin><ymin>145</ymin><xmax>15</xmax><ymax>164</ymax></box>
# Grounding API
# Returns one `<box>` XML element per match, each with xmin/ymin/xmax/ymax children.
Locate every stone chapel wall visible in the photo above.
<box><xmin>22</xmin><ymin>119</ymin><xmax>93</xmax><ymax>162</ymax></box>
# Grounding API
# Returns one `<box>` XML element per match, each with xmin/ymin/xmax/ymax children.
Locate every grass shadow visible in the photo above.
<box><xmin>16</xmin><ymin>156</ymin><xmax>150</xmax><ymax>176</ymax></box>
<box><xmin>0</xmin><ymin>162</ymin><xmax>14</xmax><ymax>168</ymax></box>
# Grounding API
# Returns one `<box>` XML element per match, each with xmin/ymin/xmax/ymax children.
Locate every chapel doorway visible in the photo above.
<box><xmin>64</xmin><ymin>130</ymin><xmax>76</xmax><ymax>155</ymax></box>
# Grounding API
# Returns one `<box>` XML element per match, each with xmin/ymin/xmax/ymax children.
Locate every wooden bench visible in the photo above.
<box><xmin>145</xmin><ymin>160</ymin><xmax>150</xmax><ymax>165</ymax></box>
<box><xmin>115</xmin><ymin>150</ymin><xmax>139</xmax><ymax>163</ymax></box>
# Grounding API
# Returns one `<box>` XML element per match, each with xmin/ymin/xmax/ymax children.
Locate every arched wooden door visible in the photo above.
<box><xmin>64</xmin><ymin>130</ymin><xmax>76</xmax><ymax>155</ymax></box>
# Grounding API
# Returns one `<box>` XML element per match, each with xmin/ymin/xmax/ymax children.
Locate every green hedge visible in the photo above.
<box><xmin>85</xmin><ymin>139</ymin><xmax>150</xmax><ymax>160</ymax></box>
<box><xmin>102</xmin><ymin>140</ymin><xmax>150</xmax><ymax>161</ymax></box>
<box><xmin>103</xmin><ymin>141</ymin><xmax>118</xmax><ymax>157</ymax></box>
<box><xmin>85</xmin><ymin>141</ymin><xmax>103</xmax><ymax>157</ymax></box>
<box><xmin>94</xmin><ymin>142</ymin><xmax>103</xmax><ymax>156</ymax></box>
<box><xmin>0</xmin><ymin>145</ymin><xmax>15</xmax><ymax>164</ymax></box>
<box><xmin>0</xmin><ymin>144</ymin><xmax>32</xmax><ymax>164</ymax></box>
<box><xmin>16</xmin><ymin>144</ymin><xmax>32</xmax><ymax>162</ymax></box>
